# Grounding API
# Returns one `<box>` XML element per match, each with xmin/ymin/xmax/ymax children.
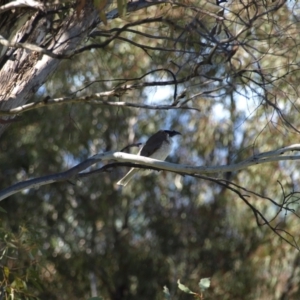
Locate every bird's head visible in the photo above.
<box><xmin>163</xmin><ymin>130</ymin><xmax>181</xmax><ymax>137</ymax></box>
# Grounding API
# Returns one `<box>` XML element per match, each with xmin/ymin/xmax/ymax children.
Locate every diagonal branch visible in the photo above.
<box><xmin>0</xmin><ymin>0</ymin><xmax>45</xmax><ymax>14</ymax></box>
<box><xmin>0</xmin><ymin>35</ymin><xmax>67</xmax><ymax>59</ymax></box>
<box><xmin>1</xmin><ymin>144</ymin><xmax>300</xmax><ymax>201</ymax></box>
<box><xmin>0</xmin><ymin>90</ymin><xmax>198</xmax><ymax>117</ymax></box>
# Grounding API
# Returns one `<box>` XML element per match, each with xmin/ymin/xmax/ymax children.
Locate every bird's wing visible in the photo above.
<box><xmin>140</xmin><ymin>132</ymin><xmax>165</xmax><ymax>157</ymax></box>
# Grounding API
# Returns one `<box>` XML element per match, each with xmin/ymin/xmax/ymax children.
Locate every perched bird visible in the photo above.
<box><xmin>117</xmin><ymin>130</ymin><xmax>181</xmax><ymax>186</ymax></box>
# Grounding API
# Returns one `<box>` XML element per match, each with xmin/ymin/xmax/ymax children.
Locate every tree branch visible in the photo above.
<box><xmin>0</xmin><ymin>89</ymin><xmax>198</xmax><ymax>116</ymax></box>
<box><xmin>0</xmin><ymin>35</ymin><xmax>66</xmax><ymax>59</ymax></box>
<box><xmin>0</xmin><ymin>0</ymin><xmax>45</xmax><ymax>14</ymax></box>
<box><xmin>1</xmin><ymin>144</ymin><xmax>300</xmax><ymax>201</ymax></box>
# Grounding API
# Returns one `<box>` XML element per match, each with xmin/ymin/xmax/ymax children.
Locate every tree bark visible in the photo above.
<box><xmin>0</xmin><ymin>0</ymin><xmax>173</xmax><ymax>137</ymax></box>
<box><xmin>0</xmin><ymin>0</ymin><xmax>99</xmax><ymax>136</ymax></box>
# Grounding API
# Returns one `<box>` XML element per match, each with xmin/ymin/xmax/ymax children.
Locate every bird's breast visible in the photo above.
<box><xmin>150</xmin><ymin>141</ymin><xmax>171</xmax><ymax>160</ymax></box>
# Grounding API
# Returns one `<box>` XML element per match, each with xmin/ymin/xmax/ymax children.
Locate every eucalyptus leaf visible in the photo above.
<box><xmin>163</xmin><ymin>286</ymin><xmax>171</xmax><ymax>299</ymax></box>
<box><xmin>199</xmin><ymin>278</ymin><xmax>211</xmax><ymax>292</ymax></box>
<box><xmin>177</xmin><ymin>279</ymin><xmax>196</xmax><ymax>294</ymax></box>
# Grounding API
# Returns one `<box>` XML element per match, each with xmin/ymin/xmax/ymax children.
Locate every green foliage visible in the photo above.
<box><xmin>117</xmin><ymin>0</ymin><xmax>127</xmax><ymax>17</ymax></box>
<box><xmin>0</xmin><ymin>221</ymin><xmax>44</xmax><ymax>299</ymax></box>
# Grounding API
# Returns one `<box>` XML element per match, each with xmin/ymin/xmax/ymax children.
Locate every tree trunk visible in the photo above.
<box><xmin>0</xmin><ymin>0</ymin><xmax>99</xmax><ymax>136</ymax></box>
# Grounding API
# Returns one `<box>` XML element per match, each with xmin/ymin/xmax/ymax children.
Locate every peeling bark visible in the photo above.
<box><xmin>0</xmin><ymin>0</ymin><xmax>173</xmax><ymax>136</ymax></box>
<box><xmin>0</xmin><ymin>0</ymin><xmax>99</xmax><ymax>136</ymax></box>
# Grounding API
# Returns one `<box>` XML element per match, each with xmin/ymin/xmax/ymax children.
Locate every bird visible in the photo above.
<box><xmin>117</xmin><ymin>130</ymin><xmax>181</xmax><ymax>186</ymax></box>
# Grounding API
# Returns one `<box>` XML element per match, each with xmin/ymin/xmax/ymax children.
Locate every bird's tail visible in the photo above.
<box><xmin>117</xmin><ymin>168</ymin><xmax>139</xmax><ymax>186</ymax></box>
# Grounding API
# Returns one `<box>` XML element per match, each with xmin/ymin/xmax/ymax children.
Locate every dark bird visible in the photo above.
<box><xmin>117</xmin><ymin>130</ymin><xmax>181</xmax><ymax>186</ymax></box>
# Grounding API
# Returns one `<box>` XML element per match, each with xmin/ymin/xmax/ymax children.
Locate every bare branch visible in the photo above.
<box><xmin>0</xmin><ymin>0</ymin><xmax>45</xmax><ymax>14</ymax></box>
<box><xmin>0</xmin><ymin>35</ymin><xmax>66</xmax><ymax>59</ymax></box>
<box><xmin>190</xmin><ymin>174</ymin><xmax>300</xmax><ymax>250</ymax></box>
<box><xmin>1</xmin><ymin>144</ymin><xmax>300</xmax><ymax>201</ymax></box>
<box><xmin>0</xmin><ymin>89</ymin><xmax>199</xmax><ymax>117</ymax></box>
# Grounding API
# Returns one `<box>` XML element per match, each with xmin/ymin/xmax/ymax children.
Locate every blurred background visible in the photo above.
<box><xmin>0</xmin><ymin>0</ymin><xmax>300</xmax><ymax>299</ymax></box>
